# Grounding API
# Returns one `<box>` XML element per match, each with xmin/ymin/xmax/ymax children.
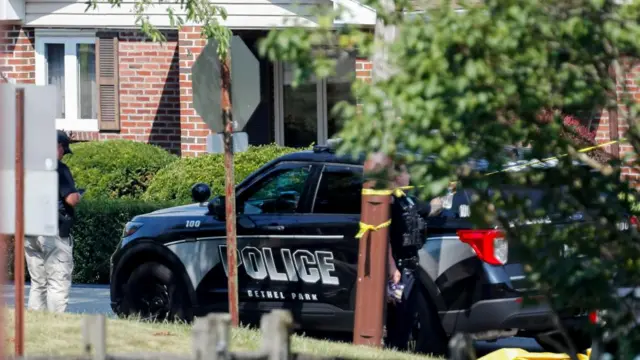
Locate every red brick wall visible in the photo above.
<box><xmin>115</xmin><ymin>30</ymin><xmax>181</xmax><ymax>154</ymax></box>
<box><xmin>0</xmin><ymin>25</ymin><xmax>35</xmax><ymax>84</ymax></box>
<box><xmin>356</xmin><ymin>58</ymin><xmax>372</xmax><ymax>82</ymax></box>
<box><xmin>1</xmin><ymin>25</ymin><xmax>374</xmax><ymax>158</ymax></box>
<box><xmin>178</xmin><ymin>26</ymin><xmax>211</xmax><ymax>157</ymax></box>
<box><xmin>594</xmin><ymin>59</ymin><xmax>640</xmax><ymax>185</ymax></box>
<box><xmin>72</xmin><ymin>30</ymin><xmax>182</xmax><ymax>155</ymax></box>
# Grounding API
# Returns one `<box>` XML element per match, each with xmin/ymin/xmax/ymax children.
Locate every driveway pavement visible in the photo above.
<box><xmin>1</xmin><ymin>282</ymin><xmax>543</xmax><ymax>355</ymax></box>
<box><xmin>2</xmin><ymin>283</ymin><xmax>114</xmax><ymax>316</ymax></box>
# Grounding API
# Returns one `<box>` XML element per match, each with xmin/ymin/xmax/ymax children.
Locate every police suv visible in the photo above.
<box><xmin>109</xmin><ymin>144</ymin><xmax>627</xmax><ymax>355</ymax></box>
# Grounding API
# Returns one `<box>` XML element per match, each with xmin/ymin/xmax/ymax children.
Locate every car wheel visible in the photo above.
<box><xmin>120</xmin><ymin>261</ymin><xmax>192</xmax><ymax>323</ymax></box>
<box><xmin>396</xmin><ymin>286</ymin><xmax>449</xmax><ymax>357</ymax></box>
<box><xmin>535</xmin><ymin>329</ymin><xmax>592</xmax><ymax>354</ymax></box>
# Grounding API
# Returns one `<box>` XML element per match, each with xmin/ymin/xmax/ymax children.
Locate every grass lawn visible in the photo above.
<box><xmin>2</xmin><ymin>308</ymin><xmax>439</xmax><ymax>360</ymax></box>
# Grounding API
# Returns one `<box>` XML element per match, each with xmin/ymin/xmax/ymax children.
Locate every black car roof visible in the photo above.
<box><xmin>273</xmin><ymin>144</ymin><xmax>592</xmax><ymax>173</ymax></box>
<box><xmin>275</xmin><ymin>146</ymin><xmax>366</xmax><ymax>166</ymax></box>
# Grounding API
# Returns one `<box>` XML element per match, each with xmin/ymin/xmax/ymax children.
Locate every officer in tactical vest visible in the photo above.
<box><xmin>384</xmin><ymin>160</ymin><xmax>445</xmax><ymax>352</ymax></box>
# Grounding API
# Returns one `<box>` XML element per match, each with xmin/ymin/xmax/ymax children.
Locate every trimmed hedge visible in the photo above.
<box><xmin>4</xmin><ymin>199</ymin><xmax>172</xmax><ymax>284</ymax></box>
<box><xmin>64</xmin><ymin>140</ymin><xmax>178</xmax><ymax>200</ymax></box>
<box><xmin>69</xmin><ymin>198</ymin><xmax>175</xmax><ymax>284</ymax></box>
<box><xmin>142</xmin><ymin>144</ymin><xmax>306</xmax><ymax>204</ymax></box>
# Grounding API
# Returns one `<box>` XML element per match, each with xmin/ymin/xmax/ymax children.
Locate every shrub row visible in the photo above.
<box><xmin>66</xmin><ymin>141</ymin><xmax>304</xmax><ymax>204</ymax></box>
<box><xmin>142</xmin><ymin>144</ymin><xmax>303</xmax><ymax>203</ymax></box>
<box><xmin>64</xmin><ymin>140</ymin><xmax>179</xmax><ymax>200</ymax></box>
<box><xmin>4</xmin><ymin>140</ymin><xmax>307</xmax><ymax>284</ymax></box>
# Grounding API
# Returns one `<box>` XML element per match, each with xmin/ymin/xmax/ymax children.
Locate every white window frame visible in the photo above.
<box><xmin>35</xmin><ymin>29</ymin><xmax>99</xmax><ymax>132</ymax></box>
<box><xmin>273</xmin><ymin>58</ymin><xmax>353</xmax><ymax>146</ymax></box>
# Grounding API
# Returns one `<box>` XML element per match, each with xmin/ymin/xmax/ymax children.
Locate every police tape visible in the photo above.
<box><xmin>477</xmin><ymin>347</ymin><xmax>591</xmax><ymax>360</ymax></box>
<box><xmin>356</xmin><ymin>187</ymin><xmax>412</xmax><ymax>239</ymax></box>
<box><xmin>356</xmin><ymin>138</ymin><xmax>629</xmax><ymax>239</ymax></box>
<box><xmin>483</xmin><ymin>138</ymin><xmax>626</xmax><ymax>176</ymax></box>
<box><xmin>355</xmin><ymin>220</ymin><xmax>392</xmax><ymax>239</ymax></box>
<box><xmin>365</xmin><ymin>137</ymin><xmax>628</xmax><ymax>192</ymax></box>
<box><xmin>361</xmin><ymin>187</ymin><xmax>412</xmax><ymax>197</ymax></box>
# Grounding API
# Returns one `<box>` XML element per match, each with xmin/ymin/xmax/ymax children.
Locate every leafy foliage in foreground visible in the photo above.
<box><xmin>257</xmin><ymin>0</ymin><xmax>640</xmax><ymax>358</ymax></box>
<box><xmin>83</xmin><ymin>0</ymin><xmax>640</xmax><ymax>357</ymax></box>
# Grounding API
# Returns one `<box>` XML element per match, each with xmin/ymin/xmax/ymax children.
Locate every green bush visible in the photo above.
<box><xmin>142</xmin><ymin>144</ymin><xmax>305</xmax><ymax>204</ymax></box>
<box><xmin>64</xmin><ymin>140</ymin><xmax>178</xmax><ymax>200</ymax></box>
<box><xmin>4</xmin><ymin>198</ymin><xmax>173</xmax><ymax>285</ymax></box>
<box><xmin>70</xmin><ymin>198</ymin><xmax>175</xmax><ymax>284</ymax></box>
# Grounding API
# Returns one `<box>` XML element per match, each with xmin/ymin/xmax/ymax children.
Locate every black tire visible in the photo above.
<box><xmin>387</xmin><ymin>285</ymin><xmax>449</xmax><ymax>357</ymax></box>
<box><xmin>535</xmin><ymin>329</ymin><xmax>592</xmax><ymax>354</ymax></box>
<box><xmin>119</xmin><ymin>261</ymin><xmax>192</xmax><ymax>323</ymax></box>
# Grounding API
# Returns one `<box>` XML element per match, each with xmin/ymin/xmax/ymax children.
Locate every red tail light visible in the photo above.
<box><xmin>631</xmin><ymin>216</ymin><xmax>639</xmax><ymax>229</ymax></box>
<box><xmin>456</xmin><ymin>229</ymin><xmax>508</xmax><ymax>265</ymax></box>
<box><xmin>589</xmin><ymin>310</ymin><xmax>599</xmax><ymax>324</ymax></box>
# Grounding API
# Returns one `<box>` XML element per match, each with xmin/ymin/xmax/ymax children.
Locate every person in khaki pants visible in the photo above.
<box><xmin>24</xmin><ymin>130</ymin><xmax>81</xmax><ymax>312</ymax></box>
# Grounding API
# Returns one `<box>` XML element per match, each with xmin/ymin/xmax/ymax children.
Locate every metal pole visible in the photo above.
<box><xmin>221</xmin><ymin>51</ymin><xmax>239</xmax><ymax>327</ymax></box>
<box><xmin>14</xmin><ymin>87</ymin><xmax>25</xmax><ymax>356</ymax></box>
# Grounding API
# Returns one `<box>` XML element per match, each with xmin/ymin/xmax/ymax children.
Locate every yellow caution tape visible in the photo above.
<box><xmin>484</xmin><ymin>137</ymin><xmax>627</xmax><ymax>176</ymax></box>
<box><xmin>356</xmin><ymin>139</ymin><xmax>631</xmax><ymax>231</ymax></box>
<box><xmin>478</xmin><ymin>348</ymin><xmax>591</xmax><ymax>360</ymax></box>
<box><xmin>362</xmin><ymin>186</ymin><xmax>413</xmax><ymax>197</ymax></box>
<box><xmin>357</xmin><ymin>187</ymin><xmax>416</xmax><ymax>239</ymax></box>
<box><xmin>355</xmin><ymin>220</ymin><xmax>392</xmax><ymax>239</ymax></box>
<box><xmin>363</xmin><ymin>137</ymin><xmax>622</xmax><ymax>193</ymax></box>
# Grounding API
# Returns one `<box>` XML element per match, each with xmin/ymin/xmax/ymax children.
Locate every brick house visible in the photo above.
<box><xmin>0</xmin><ymin>0</ymin><xmax>637</xmax><ymax>179</ymax></box>
<box><xmin>0</xmin><ymin>0</ymin><xmax>376</xmax><ymax>157</ymax></box>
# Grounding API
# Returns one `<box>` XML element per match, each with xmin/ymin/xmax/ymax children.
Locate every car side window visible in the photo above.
<box><xmin>241</xmin><ymin>165</ymin><xmax>311</xmax><ymax>215</ymax></box>
<box><xmin>312</xmin><ymin>165</ymin><xmax>363</xmax><ymax>214</ymax></box>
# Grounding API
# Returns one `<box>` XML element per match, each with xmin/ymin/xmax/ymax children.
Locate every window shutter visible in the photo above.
<box><xmin>96</xmin><ymin>34</ymin><xmax>120</xmax><ymax>131</ymax></box>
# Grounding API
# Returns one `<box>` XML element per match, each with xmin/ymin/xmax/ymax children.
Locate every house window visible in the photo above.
<box><xmin>281</xmin><ymin>62</ymin><xmax>321</xmax><ymax>148</ymax></box>
<box><xmin>274</xmin><ymin>51</ymin><xmax>357</xmax><ymax>147</ymax></box>
<box><xmin>35</xmin><ymin>33</ymin><xmax>98</xmax><ymax>132</ymax></box>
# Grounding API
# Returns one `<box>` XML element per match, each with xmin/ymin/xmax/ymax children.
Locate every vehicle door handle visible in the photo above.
<box><xmin>262</xmin><ymin>225</ymin><xmax>285</xmax><ymax>231</ymax></box>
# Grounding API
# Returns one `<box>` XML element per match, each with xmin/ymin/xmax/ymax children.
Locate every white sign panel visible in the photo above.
<box><xmin>0</xmin><ymin>84</ymin><xmax>59</xmax><ymax>237</ymax></box>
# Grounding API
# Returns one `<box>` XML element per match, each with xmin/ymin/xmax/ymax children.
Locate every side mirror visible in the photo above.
<box><xmin>208</xmin><ymin>196</ymin><xmax>226</xmax><ymax>219</ymax></box>
<box><xmin>191</xmin><ymin>183</ymin><xmax>212</xmax><ymax>204</ymax></box>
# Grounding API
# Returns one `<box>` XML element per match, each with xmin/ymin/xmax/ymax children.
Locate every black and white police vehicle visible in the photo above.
<box><xmin>109</xmin><ymin>144</ymin><xmax>634</xmax><ymax>355</ymax></box>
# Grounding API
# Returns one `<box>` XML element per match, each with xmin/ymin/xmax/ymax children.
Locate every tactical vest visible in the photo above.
<box><xmin>390</xmin><ymin>194</ymin><xmax>426</xmax><ymax>251</ymax></box>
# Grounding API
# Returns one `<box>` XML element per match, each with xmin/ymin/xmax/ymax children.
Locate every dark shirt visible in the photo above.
<box><xmin>389</xmin><ymin>194</ymin><xmax>426</xmax><ymax>262</ymax></box>
<box><xmin>58</xmin><ymin>160</ymin><xmax>78</xmax><ymax>238</ymax></box>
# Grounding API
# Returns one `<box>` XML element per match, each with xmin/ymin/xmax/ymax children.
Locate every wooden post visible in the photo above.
<box><xmin>221</xmin><ymin>47</ymin><xmax>239</xmax><ymax>328</ymax></box>
<box><xmin>82</xmin><ymin>315</ymin><xmax>106</xmax><ymax>360</ymax></box>
<box><xmin>192</xmin><ymin>313</ymin><xmax>231</xmax><ymax>360</ymax></box>
<box><xmin>260</xmin><ymin>310</ymin><xmax>293</xmax><ymax>360</ymax></box>
<box><xmin>352</xmin><ymin>153</ymin><xmax>393</xmax><ymax>348</ymax></box>
<box><xmin>14</xmin><ymin>87</ymin><xmax>25</xmax><ymax>356</ymax></box>
<box><xmin>352</xmin><ymin>0</ymin><xmax>399</xmax><ymax>348</ymax></box>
